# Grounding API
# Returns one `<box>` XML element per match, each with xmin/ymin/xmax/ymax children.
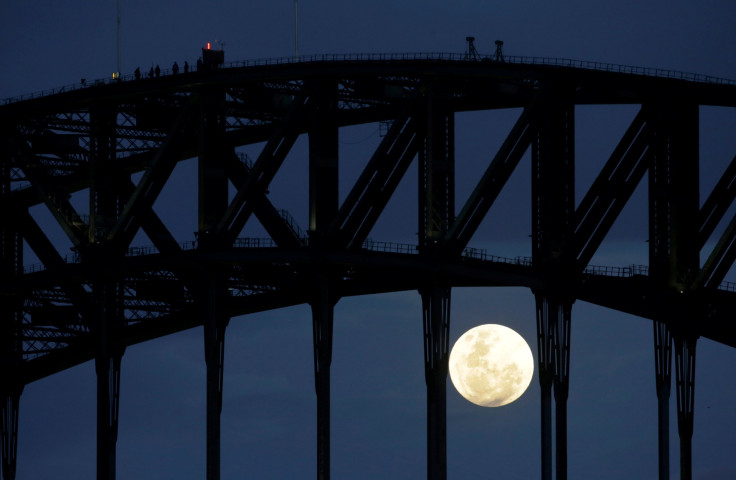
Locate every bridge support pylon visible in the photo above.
<box><xmin>202</xmin><ymin>274</ymin><xmax>228</xmax><ymax>480</ymax></box>
<box><xmin>648</xmin><ymin>100</ymin><xmax>700</xmax><ymax>480</ymax></box>
<box><xmin>197</xmin><ymin>83</ymin><xmax>230</xmax><ymax>480</ymax></box>
<box><xmin>1</xmin><ymin>390</ymin><xmax>20</xmax><ymax>480</ymax></box>
<box><xmin>421</xmin><ymin>281</ymin><xmax>450</xmax><ymax>480</ymax></box>
<box><xmin>1</xmin><ymin>161</ymin><xmax>23</xmax><ymax>480</ymax></box>
<box><xmin>417</xmin><ymin>86</ymin><xmax>454</xmax><ymax>480</ymax></box>
<box><xmin>531</xmin><ymin>92</ymin><xmax>575</xmax><ymax>480</ymax></box>
<box><xmin>536</xmin><ymin>299</ymin><xmax>553</xmax><ymax>480</ymax></box>
<box><xmin>88</xmin><ymin>102</ymin><xmax>125</xmax><ymax>480</ymax></box>
<box><xmin>91</xmin><ymin>270</ymin><xmax>124</xmax><ymax>480</ymax></box>
<box><xmin>674</xmin><ymin>333</ymin><xmax>696</xmax><ymax>480</ymax></box>
<box><xmin>310</xmin><ymin>275</ymin><xmax>335</xmax><ymax>480</ymax></box>
<box><xmin>306</xmin><ymin>77</ymin><xmax>340</xmax><ymax>480</ymax></box>
<box><xmin>653</xmin><ymin>321</ymin><xmax>672</xmax><ymax>480</ymax></box>
<box><xmin>95</xmin><ymin>346</ymin><xmax>122</xmax><ymax>480</ymax></box>
<box><xmin>535</xmin><ymin>296</ymin><xmax>572</xmax><ymax>480</ymax></box>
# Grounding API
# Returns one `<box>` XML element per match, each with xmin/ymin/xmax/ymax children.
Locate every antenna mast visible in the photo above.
<box><xmin>116</xmin><ymin>0</ymin><xmax>121</xmax><ymax>77</ymax></box>
<box><xmin>294</xmin><ymin>0</ymin><xmax>299</xmax><ymax>60</ymax></box>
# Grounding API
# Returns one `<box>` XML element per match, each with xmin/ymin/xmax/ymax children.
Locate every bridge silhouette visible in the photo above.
<box><xmin>2</xmin><ymin>48</ymin><xmax>736</xmax><ymax>480</ymax></box>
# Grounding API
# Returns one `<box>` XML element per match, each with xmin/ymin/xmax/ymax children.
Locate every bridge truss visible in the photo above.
<box><xmin>2</xmin><ymin>55</ymin><xmax>736</xmax><ymax>480</ymax></box>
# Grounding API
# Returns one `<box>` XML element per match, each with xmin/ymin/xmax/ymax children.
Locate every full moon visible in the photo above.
<box><xmin>449</xmin><ymin>324</ymin><xmax>534</xmax><ymax>407</ymax></box>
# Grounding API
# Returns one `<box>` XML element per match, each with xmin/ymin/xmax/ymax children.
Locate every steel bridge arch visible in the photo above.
<box><xmin>2</xmin><ymin>56</ymin><xmax>736</xmax><ymax>480</ymax></box>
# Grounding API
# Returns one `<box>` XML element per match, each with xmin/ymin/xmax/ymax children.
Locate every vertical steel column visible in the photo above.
<box><xmin>675</xmin><ymin>335</ymin><xmax>696</xmax><ymax>480</ymax></box>
<box><xmin>420</xmin><ymin>282</ymin><xmax>450</xmax><ymax>480</ymax></box>
<box><xmin>89</xmin><ymin>105</ymin><xmax>124</xmax><ymax>480</ymax></box>
<box><xmin>418</xmin><ymin>87</ymin><xmax>453</xmax><ymax>480</ymax></box>
<box><xmin>94</xmin><ymin>332</ymin><xmax>122</xmax><ymax>480</ymax></box>
<box><xmin>89</xmin><ymin>106</ymin><xmax>120</xmax><ymax>246</ymax></box>
<box><xmin>671</xmin><ymin>105</ymin><xmax>699</xmax><ymax>480</ymax></box>
<box><xmin>307</xmin><ymin>78</ymin><xmax>339</xmax><ymax>480</ymax></box>
<box><xmin>308</xmin><ymin>79</ymin><xmax>339</xmax><ymax>237</ymax></box>
<box><xmin>310</xmin><ymin>277</ymin><xmax>334</xmax><ymax>480</ymax></box>
<box><xmin>648</xmin><ymin>101</ymin><xmax>700</xmax><ymax>290</ymax></box>
<box><xmin>649</xmin><ymin>103</ymin><xmax>672</xmax><ymax>480</ymax></box>
<box><xmin>203</xmin><ymin>277</ymin><xmax>227</xmax><ymax>480</ymax></box>
<box><xmin>531</xmin><ymin>94</ymin><xmax>575</xmax><ymax>480</ymax></box>
<box><xmin>1</xmin><ymin>392</ymin><xmax>21</xmax><ymax>480</ymax></box>
<box><xmin>1</xmin><ymin>158</ymin><xmax>23</xmax><ymax>480</ymax></box>
<box><xmin>534</xmin><ymin>296</ymin><xmax>554</xmax><ymax>480</ymax></box>
<box><xmin>553</xmin><ymin>302</ymin><xmax>571</xmax><ymax>478</ymax></box>
<box><xmin>198</xmin><ymin>86</ymin><xmax>230</xmax><ymax>480</ymax></box>
<box><xmin>534</xmin><ymin>296</ymin><xmax>571</xmax><ymax>480</ymax></box>
<box><xmin>648</xmin><ymin>102</ymin><xmax>699</xmax><ymax>480</ymax></box>
<box><xmin>418</xmin><ymin>88</ymin><xmax>454</xmax><ymax>252</ymax></box>
<box><xmin>653</xmin><ymin>321</ymin><xmax>672</xmax><ymax>480</ymax></box>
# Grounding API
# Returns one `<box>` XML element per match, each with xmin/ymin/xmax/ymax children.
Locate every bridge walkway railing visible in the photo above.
<box><xmin>4</xmin><ymin>52</ymin><xmax>734</xmax><ymax>105</ymax></box>
<box><xmin>22</xmin><ymin>238</ymin><xmax>736</xmax><ymax>291</ymax></box>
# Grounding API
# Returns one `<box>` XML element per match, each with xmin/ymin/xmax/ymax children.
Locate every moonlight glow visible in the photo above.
<box><xmin>449</xmin><ymin>324</ymin><xmax>534</xmax><ymax>407</ymax></box>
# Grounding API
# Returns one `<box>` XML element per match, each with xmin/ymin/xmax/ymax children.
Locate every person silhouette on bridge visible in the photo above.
<box><xmin>172</xmin><ymin>61</ymin><xmax>179</xmax><ymax>74</ymax></box>
<box><xmin>134</xmin><ymin>67</ymin><xmax>141</xmax><ymax>80</ymax></box>
<box><xmin>184</xmin><ymin>60</ymin><xmax>189</xmax><ymax>73</ymax></box>
<box><xmin>155</xmin><ymin>65</ymin><xmax>160</xmax><ymax>77</ymax></box>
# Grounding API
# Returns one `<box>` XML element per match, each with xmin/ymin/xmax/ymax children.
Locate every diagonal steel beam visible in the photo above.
<box><xmin>695</xmin><ymin>212</ymin><xmax>736</xmax><ymax>288</ymax></box>
<box><xmin>214</xmin><ymin>95</ymin><xmax>309</xmax><ymax>244</ymax></box>
<box><xmin>351</xmin><ymin>125</ymin><xmax>419</xmax><ymax>248</ymax></box>
<box><xmin>18</xmin><ymin>209</ymin><xmax>73</xmax><ymax>269</ymax></box>
<box><xmin>329</xmin><ymin>105</ymin><xmax>420</xmax><ymax>249</ymax></box>
<box><xmin>107</xmin><ymin>102</ymin><xmax>195</xmax><ymax>253</ymax></box>
<box><xmin>18</xmin><ymin>210</ymin><xmax>91</xmax><ymax>321</ymax></box>
<box><xmin>117</xmin><ymin>179</ymin><xmax>183</xmax><ymax>255</ymax></box>
<box><xmin>574</xmin><ymin>107</ymin><xmax>651</xmax><ymax>270</ymax></box>
<box><xmin>698</xmin><ymin>153</ymin><xmax>736</xmax><ymax>249</ymax></box>
<box><xmin>439</xmin><ymin>98</ymin><xmax>539</xmax><ymax>256</ymax></box>
<box><xmin>10</xmin><ymin>136</ymin><xmax>87</xmax><ymax>247</ymax></box>
<box><xmin>224</xmin><ymin>153</ymin><xmax>304</xmax><ymax>249</ymax></box>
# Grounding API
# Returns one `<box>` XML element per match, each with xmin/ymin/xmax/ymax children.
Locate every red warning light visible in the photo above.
<box><xmin>201</xmin><ymin>42</ymin><xmax>224</xmax><ymax>69</ymax></box>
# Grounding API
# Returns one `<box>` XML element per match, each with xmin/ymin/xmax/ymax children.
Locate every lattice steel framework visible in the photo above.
<box><xmin>2</xmin><ymin>56</ymin><xmax>736</xmax><ymax>480</ymax></box>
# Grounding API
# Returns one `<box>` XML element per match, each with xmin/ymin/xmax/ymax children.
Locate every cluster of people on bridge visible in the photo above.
<box><xmin>110</xmin><ymin>45</ymin><xmax>223</xmax><ymax>83</ymax></box>
<box><xmin>129</xmin><ymin>57</ymin><xmax>215</xmax><ymax>81</ymax></box>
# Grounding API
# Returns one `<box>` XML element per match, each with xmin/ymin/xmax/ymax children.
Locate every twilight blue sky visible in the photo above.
<box><xmin>3</xmin><ymin>1</ymin><xmax>736</xmax><ymax>479</ymax></box>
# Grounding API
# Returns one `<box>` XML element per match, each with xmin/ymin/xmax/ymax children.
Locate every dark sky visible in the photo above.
<box><xmin>3</xmin><ymin>1</ymin><xmax>736</xmax><ymax>479</ymax></box>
